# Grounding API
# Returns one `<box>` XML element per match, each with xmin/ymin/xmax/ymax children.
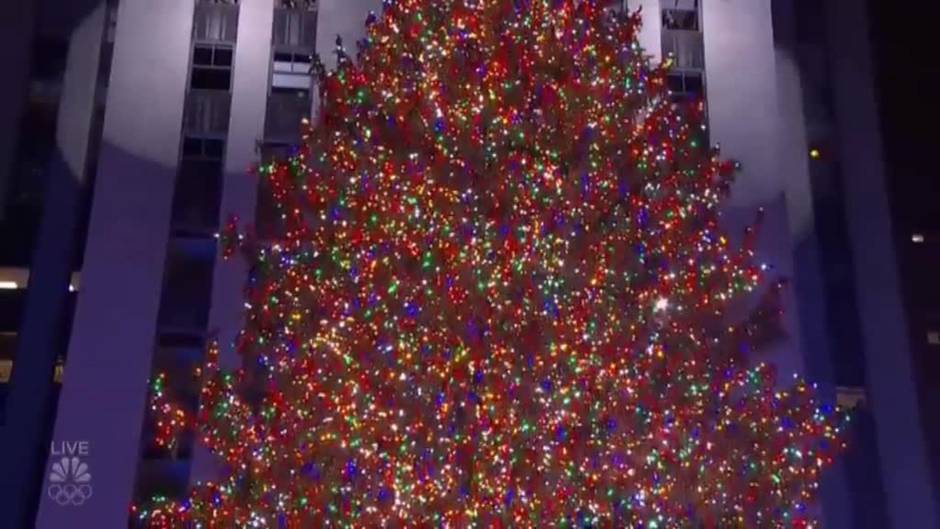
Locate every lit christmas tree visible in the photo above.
<box><xmin>137</xmin><ymin>1</ymin><xmax>845</xmax><ymax>527</ymax></box>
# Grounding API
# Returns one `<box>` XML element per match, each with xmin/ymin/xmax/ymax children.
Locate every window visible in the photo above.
<box><xmin>172</xmin><ymin>159</ymin><xmax>223</xmax><ymax>233</ymax></box>
<box><xmin>929</xmin><ymin>331</ymin><xmax>940</xmax><ymax>346</ymax></box>
<box><xmin>0</xmin><ymin>360</ymin><xmax>11</xmax><ymax>384</ymax></box>
<box><xmin>182</xmin><ymin>137</ymin><xmax>225</xmax><ymax>159</ymax></box>
<box><xmin>836</xmin><ymin>386</ymin><xmax>866</xmax><ymax>410</ymax></box>
<box><xmin>272</xmin><ymin>51</ymin><xmax>312</xmax><ymax>91</ymax></box>
<box><xmin>662</xmin><ymin>8</ymin><xmax>699</xmax><ymax>31</ymax></box>
<box><xmin>277</xmin><ymin>0</ymin><xmax>317</xmax><ymax>9</ymax></box>
<box><xmin>273</xmin><ymin>7</ymin><xmax>318</xmax><ymax>48</ymax></box>
<box><xmin>662</xmin><ymin>29</ymin><xmax>705</xmax><ymax>70</ymax></box>
<box><xmin>183</xmin><ymin>90</ymin><xmax>232</xmax><ymax>136</ymax></box>
<box><xmin>193</xmin><ymin>2</ymin><xmax>239</xmax><ymax>43</ymax></box>
<box><xmin>191</xmin><ymin>68</ymin><xmax>231</xmax><ymax>92</ymax></box>
<box><xmin>259</xmin><ymin>142</ymin><xmax>291</xmax><ymax>165</ymax></box>
<box><xmin>265</xmin><ymin>91</ymin><xmax>310</xmax><ymax>142</ymax></box>
<box><xmin>156</xmin><ymin>238</ymin><xmax>216</xmax><ymax>332</ymax></box>
<box><xmin>172</xmin><ymin>138</ymin><xmax>224</xmax><ymax>233</ymax></box>
<box><xmin>53</xmin><ymin>359</ymin><xmax>64</xmax><ymax>384</ymax></box>
<box><xmin>666</xmin><ymin>70</ymin><xmax>705</xmax><ymax>101</ymax></box>
<box><xmin>191</xmin><ymin>44</ymin><xmax>233</xmax><ymax>91</ymax></box>
<box><xmin>134</xmin><ymin>460</ymin><xmax>193</xmax><ymax>503</ymax></box>
<box><xmin>0</xmin><ymin>332</ymin><xmax>14</xmax><ymax>383</ymax></box>
<box><xmin>157</xmin><ymin>332</ymin><xmax>206</xmax><ymax>350</ymax></box>
<box><xmin>31</xmin><ymin>36</ymin><xmax>69</xmax><ymax>83</ymax></box>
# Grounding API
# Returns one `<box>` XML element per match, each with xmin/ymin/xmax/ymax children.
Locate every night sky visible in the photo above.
<box><xmin>870</xmin><ymin>0</ymin><xmax>940</xmax><ymax>233</ymax></box>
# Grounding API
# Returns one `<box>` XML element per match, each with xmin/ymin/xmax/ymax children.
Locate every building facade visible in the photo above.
<box><xmin>0</xmin><ymin>0</ymin><xmax>933</xmax><ymax>527</ymax></box>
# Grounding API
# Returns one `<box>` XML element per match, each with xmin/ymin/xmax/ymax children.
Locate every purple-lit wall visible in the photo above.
<box><xmin>36</xmin><ymin>1</ymin><xmax>195</xmax><ymax>526</ymax></box>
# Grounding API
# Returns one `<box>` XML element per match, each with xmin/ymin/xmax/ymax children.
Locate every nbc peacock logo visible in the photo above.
<box><xmin>47</xmin><ymin>455</ymin><xmax>93</xmax><ymax>506</ymax></box>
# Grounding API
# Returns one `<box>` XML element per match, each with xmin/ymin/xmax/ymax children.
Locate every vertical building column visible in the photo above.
<box><xmin>0</xmin><ymin>4</ymin><xmax>106</xmax><ymax>526</ymax></box>
<box><xmin>190</xmin><ymin>0</ymin><xmax>274</xmax><ymax>485</ymax></box>
<box><xmin>701</xmin><ymin>0</ymin><xmax>781</xmax><ymax>206</ymax></box>
<box><xmin>824</xmin><ymin>1</ymin><xmax>939</xmax><ymax>527</ymax></box>
<box><xmin>207</xmin><ymin>0</ymin><xmax>274</xmax><ymax>370</ymax></box>
<box><xmin>701</xmin><ymin>0</ymin><xmax>803</xmax><ymax>377</ymax></box>
<box><xmin>35</xmin><ymin>1</ymin><xmax>195</xmax><ymax>527</ymax></box>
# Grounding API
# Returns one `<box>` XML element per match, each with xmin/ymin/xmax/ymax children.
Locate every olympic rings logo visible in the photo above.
<box><xmin>47</xmin><ymin>456</ymin><xmax>93</xmax><ymax>507</ymax></box>
<box><xmin>47</xmin><ymin>483</ymin><xmax>94</xmax><ymax>506</ymax></box>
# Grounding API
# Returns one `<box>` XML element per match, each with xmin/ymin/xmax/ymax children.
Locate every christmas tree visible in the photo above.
<box><xmin>137</xmin><ymin>1</ymin><xmax>845</xmax><ymax>527</ymax></box>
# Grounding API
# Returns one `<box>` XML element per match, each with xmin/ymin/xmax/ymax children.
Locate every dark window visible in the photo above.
<box><xmin>171</xmin><ymin>159</ymin><xmax>223</xmax><ymax>233</ymax></box>
<box><xmin>684</xmin><ymin>72</ymin><xmax>704</xmax><ymax>95</ymax></box>
<box><xmin>31</xmin><ymin>37</ymin><xmax>69</xmax><ymax>82</ymax></box>
<box><xmin>133</xmin><ymin>459</ymin><xmax>193</xmax><ymax>503</ymax></box>
<box><xmin>0</xmin><ymin>334</ymin><xmax>15</xmax><ymax>360</ymax></box>
<box><xmin>193</xmin><ymin>46</ymin><xmax>213</xmax><ymax>66</ymax></box>
<box><xmin>193</xmin><ymin>45</ymin><xmax>233</xmax><ymax>67</ymax></box>
<box><xmin>259</xmin><ymin>142</ymin><xmax>291</xmax><ymax>165</ymax></box>
<box><xmin>264</xmin><ymin>91</ymin><xmax>310</xmax><ymax>142</ymax></box>
<box><xmin>666</xmin><ymin>71</ymin><xmax>705</xmax><ymax>101</ymax></box>
<box><xmin>277</xmin><ymin>0</ymin><xmax>317</xmax><ymax>10</ymax></box>
<box><xmin>191</xmin><ymin>45</ymin><xmax>234</xmax><ymax>91</ymax></box>
<box><xmin>213</xmin><ymin>47</ymin><xmax>233</xmax><ymax>67</ymax></box>
<box><xmin>173</xmin><ymin>137</ymin><xmax>224</xmax><ymax>233</ymax></box>
<box><xmin>156</xmin><ymin>238</ymin><xmax>216</xmax><ymax>332</ymax></box>
<box><xmin>667</xmin><ymin>72</ymin><xmax>685</xmax><ymax>94</ymax></box>
<box><xmin>157</xmin><ymin>332</ymin><xmax>206</xmax><ymax>350</ymax></box>
<box><xmin>0</xmin><ymin>333</ymin><xmax>13</xmax><ymax>384</ymax></box>
<box><xmin>181</xmin><ymin>137</ymin><xmax>225</xmax><ymax>160</ymax></box>
<box><xmin>204</xmin><ymin>138</ymin><xmax>225</xmax><ymax>158</ymax></box>
<box><xmin>191</xmin><ymin>66</ymin><xmax>231</xmax><ymax>91</ymax></box>
<box><xmin>270</xmin><ymin>86</ymin><xmax>309</xmax><ymax>96</ymax></box>
<box><xmin>182</xmin><ymin>137</ymin><xmax>203</xmax><ymax>157</ymax></box>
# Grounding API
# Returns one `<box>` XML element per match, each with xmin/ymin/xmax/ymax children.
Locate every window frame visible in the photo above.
<box><xmin>189</xmin><ymin>43</ymin><xmax>235</xmax><ymax>92</ymax></box>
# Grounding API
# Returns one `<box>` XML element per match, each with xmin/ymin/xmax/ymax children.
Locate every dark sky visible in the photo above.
<box><xmin>869</xmin><ymin>0</ymin><xmax>940</xmax><ymax>232</ymax></box>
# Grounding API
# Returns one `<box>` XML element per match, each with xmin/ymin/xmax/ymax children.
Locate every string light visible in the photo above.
<box><xmin>136</xmin><ymin>1</ymin><xmax>846</xmax><ymax>527</ymax></box>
